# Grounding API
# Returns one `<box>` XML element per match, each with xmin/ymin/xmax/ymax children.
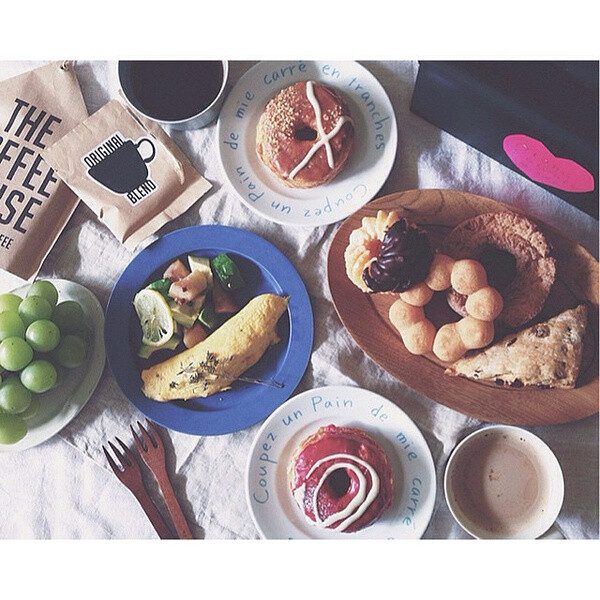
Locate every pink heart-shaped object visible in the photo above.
<box><xmin>503</xmin><ymin>134</ymin><xmax>594</xmax><ymax>193</ymax></box>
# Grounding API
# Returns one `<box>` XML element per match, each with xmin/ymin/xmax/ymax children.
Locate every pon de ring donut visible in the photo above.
<box><xmin>389</xmin><ymin>256</ymin><xmax>504</xmax><ymax>362</ymax></box>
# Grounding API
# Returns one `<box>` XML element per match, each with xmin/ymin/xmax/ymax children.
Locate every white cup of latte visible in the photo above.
<box><xmin>444</xmin><ymin>425</ymin><xmax>564</xmax><ymax>539</ymax></box>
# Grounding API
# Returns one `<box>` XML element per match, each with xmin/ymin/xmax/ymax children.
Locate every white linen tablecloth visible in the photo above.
<box><xmin>0</xmin><ymin>60</ymin><xmax>597</xmax><ymax>540</ymax></box>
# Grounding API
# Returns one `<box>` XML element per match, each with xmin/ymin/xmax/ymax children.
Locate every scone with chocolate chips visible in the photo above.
<box><xmin>445</xmin><ymin>305</ymin><xmax>588</xmax><ymax>389</ymax></box>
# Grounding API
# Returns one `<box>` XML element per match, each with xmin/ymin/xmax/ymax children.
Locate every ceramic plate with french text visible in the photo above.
<box><xmin>0</xmin><ymin>280</ymin><xmax>105</xmax><ymax>453</ymax></box>
<box><xmin>217</xmin><ymin>61</ymin><xmax>397</xmax><ymax>226</ymax></box>
<box><xmin>245</xmin><ymin>385</ymin><xmax>436</xmax><ymax>539</ymax></box>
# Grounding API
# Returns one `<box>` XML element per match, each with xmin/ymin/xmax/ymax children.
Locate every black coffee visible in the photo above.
<box><xmin>118</xmin><ymin>61</ymin><xmax>224</xmax><ymax>122</ymax></box>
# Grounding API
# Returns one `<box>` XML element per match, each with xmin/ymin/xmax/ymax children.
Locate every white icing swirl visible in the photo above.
<box><xmin>288</xmin><ymin>81</ymin><xmax>353</xmax><ymax>180</ymax></box>
<box><xmin>294</xmin><ymin>452</ymin><xmax>380</xmax><ymax>532</ymax></box>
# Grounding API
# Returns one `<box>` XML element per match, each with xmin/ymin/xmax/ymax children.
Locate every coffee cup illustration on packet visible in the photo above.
<box><xmin>0</xmin><ymin>61</ymin><xmax>89</xmax><ymax>283</ymax></box>
<box><xmin>42</xmin><ymin>99</ymin><xmax>212</xmax><ymax>251</ymax></box>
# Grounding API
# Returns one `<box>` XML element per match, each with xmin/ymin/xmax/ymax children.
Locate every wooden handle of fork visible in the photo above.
<box><xmin>132</xmin><ymin>487</ymin><xmax>174</xmax><ymax>540</ymax></box>
<box><xmin>154</xmin><ymin>470</ymin><xmax>193</xmax><ymax>540</ymax></box>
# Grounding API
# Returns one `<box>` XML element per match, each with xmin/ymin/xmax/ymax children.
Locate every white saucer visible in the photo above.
<box><xmin>217</xmin><ymin>61</ymin><xmax>397</xmax><ymax>227</ymax></box>
<box><xmin>246</xmin><ymin>385</ymin><xmax>436</xmax><ymax>539</ymax></box>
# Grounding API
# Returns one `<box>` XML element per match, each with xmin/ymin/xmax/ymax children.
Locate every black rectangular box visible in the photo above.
<box><xmin>410</xmin><ymin>61</ymin><xmax>598</xmax><ymax>219</ymax></box>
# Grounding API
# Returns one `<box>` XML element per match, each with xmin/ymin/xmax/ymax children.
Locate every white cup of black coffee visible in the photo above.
<box><xmin>444</xmin><ymin>425</ymin><xmax>564</xmax><ymax>539</ymax></box>
<box><xmin>117</xmin><ymin>60</ymin><xmax>228</xmax><ymax>130</ymax></box>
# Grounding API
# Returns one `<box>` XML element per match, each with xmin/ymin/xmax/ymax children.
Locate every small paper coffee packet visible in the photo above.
<box><xmin>42</xmin><ymin>99</ymin><xmax>212</xmax><ymax>251</ymax></box>
<box><xmin>0</xmin><ymin>61</ymin><xmax>88</xmax><ymax>282</ymax></box>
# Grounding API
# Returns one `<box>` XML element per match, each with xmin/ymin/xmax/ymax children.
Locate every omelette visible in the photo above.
<box><xmin>141</xmin><ymin>294</ymin><xmax>289</xmax><ymax>401</ymax></box>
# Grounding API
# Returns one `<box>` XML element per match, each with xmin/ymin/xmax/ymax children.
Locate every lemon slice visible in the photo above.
<box><xmin>133</xmin><ymin>289</ymin><xmax>175</xmax><ymax>347</ymax></box>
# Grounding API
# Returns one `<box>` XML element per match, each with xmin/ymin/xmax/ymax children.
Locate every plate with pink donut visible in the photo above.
<box><xmin>245</xmin><ymin>385</ymin><xmax>436</xmax><ymax>539</ymax></box>
<box><xmin>217</xmin><ymin>60</ymin><xmax>397</xmax><ymax>227</ymax></box>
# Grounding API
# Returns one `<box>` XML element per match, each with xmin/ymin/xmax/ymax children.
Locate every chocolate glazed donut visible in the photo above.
<box><xmin>256</xmin><ymin>81</ymin><xmax>354</xmax><ymax>188</ymax></box>
<box><xmin>289</xmin><ymin>425</ymin><xmax>394</xmax><ymax>533</ymax></box>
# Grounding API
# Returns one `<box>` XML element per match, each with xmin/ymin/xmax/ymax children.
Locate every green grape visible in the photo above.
<box><xmin>0</xmin><ymin>311</ymin><xmax>26</xmax><ymax>341</ymax></box>
<box><xmin>19</xmin><ymin>395</ymin><xmax>40</xmax><ymax>420</ymax></box>
<box><xmin>25</xmin><ymin>319</ymin><xmax>61</xmax><ymax>352</ymax></box>
<box><xmin>52</xmin><ymin>334</ymin><xmax>87</xmax><ymax>368</ymax></box>
<box><xmin>20</xmin><ymin>359</ymin><xmax>57</xmax><ymax>393</ymax></box>
<box><xmin>27</xmin><ymin>280</ymin><xmax>59</xmax><ymax>308</ymax></box>
<box><xmin>0</xmin><ymin>413</ymin><xmax>28</xmax><ymax>444</ymax></box>
<box><xmin>18</xmin><ymin>295</ymin><xmax>52</xmax><ymax>328</ymax></box>
<box><xmin>0</xmin><ymin>337</ymin><xmax>34</xmax><ymax>371</ymax></box>
<box><xmin>0</xmin><ymin>293</ymin><xmax>22</xmax><ymax>313</ymax></box>
<box><xmin>75</xmin><ymin>323</ymin><xmax>93</xmax><ymax>343</ymax></box>
<box><xmin>52</xmin><ymin>364</ymin><xmax>68</xmax><ymax>389</ymax></box>
<box><xmin>0</xmin><ymin>377</ymin><xmax>32</xmax><ymax>414</ymax></box>
<box><xmin>52</xmin><ymin>300</ymin><xmax>85</xmax><ymax>335</ymax></box>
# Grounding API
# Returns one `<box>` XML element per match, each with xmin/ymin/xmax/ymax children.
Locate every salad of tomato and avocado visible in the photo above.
<box><xmin>133</xmin><ymin>253</ymin><xmax>246</xmax><ymax>359</ymax></box>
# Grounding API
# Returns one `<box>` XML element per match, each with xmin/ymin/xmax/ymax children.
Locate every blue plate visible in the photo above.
<box><xmin>104</xmin><ymin>225</ymin><xmax>313</xmax><ymax>436</ymax></box>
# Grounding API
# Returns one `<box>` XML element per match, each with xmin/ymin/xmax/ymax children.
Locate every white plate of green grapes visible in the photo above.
<box><xmin>0</xmin><ymin>279</ymin><xmax>105</xmax><ymax>452</ymax></box>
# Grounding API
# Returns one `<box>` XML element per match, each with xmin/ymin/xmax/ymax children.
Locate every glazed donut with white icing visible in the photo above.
<box><xmin>289</xmin><ymin>424</ymin><xmax>393</xmax><ymax>533</ymax></box>
<box><xmin>256</xmin><ymin>81</ymin><xmax>354</xmax><ymax>188</ymax></box>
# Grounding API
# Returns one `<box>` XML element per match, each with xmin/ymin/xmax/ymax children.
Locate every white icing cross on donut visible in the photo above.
<box><xmin>289</xmin><ymin>81</ymin><xmax>353</xmax><ymax>180</ymax></box>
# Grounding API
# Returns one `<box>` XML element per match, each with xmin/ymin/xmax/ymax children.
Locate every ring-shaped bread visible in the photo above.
<box><xmin>442</xmin><ymin>212</ymin><xmax>556</xmax><ymax>328</ymax></box>
<box><xmin>256</xmin><ymin>81</ymin><xmax>354</xmax><ymax>188</ymax></box>
<box><xmin>344</xmin><ymin>211</ymin><xmax>503</xmax><ymax>362</ymax></box>
<box><xmin>288</xmin><ymin>424</ymin><xmax>394</xmax><ymax>533</ymax></box>
<box><xmin>389</xmin><ymin>256</ymin><xmax>503</xmax><ymax>362</ymax></box>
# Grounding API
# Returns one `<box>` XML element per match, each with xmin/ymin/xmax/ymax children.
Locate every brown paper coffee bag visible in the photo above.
<box><xmin>0</xmin><ymin>61</ymin><xmax>88</xmax><ymax>281</ymax></box>
<box><xmin>42</xmin><ymin>100</ymin><xmax>212</xmax><ymax>250</ymax></box>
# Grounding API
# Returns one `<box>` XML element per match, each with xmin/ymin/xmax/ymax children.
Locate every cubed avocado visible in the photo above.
<box><xmin>138</xmin><ymin>334</ymin><xmax>181</xmax><ymax>359</ymax></box>
<box><xmin>198</xmin><ymin>299</ymin><xmax>218</xmax><ymax>330</ymax></box>
<box><xmin>188</xmin><ymin>255</ymin><xmax>213</xmax><ymax>290</ymax></box>
<box><xmin>169</xmin><ymin>295</ymin><xmax>206</xmax><ymax>329</ymax></box>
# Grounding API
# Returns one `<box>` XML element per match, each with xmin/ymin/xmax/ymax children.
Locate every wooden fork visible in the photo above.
<box><xmin>131</xmin><ymin>420</ymin><xmax>193</xmax><ymax>540</ymax></box>
<box><xmin>103</xmin><ymin>437</ymin><xmax>174</xmax><ymax>539</ymax></box>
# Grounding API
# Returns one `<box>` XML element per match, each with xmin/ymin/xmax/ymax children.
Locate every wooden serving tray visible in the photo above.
<box><xmin>327</xmin><ymin>189</ymin><xmax>599</xmax><ymax>426</ymax></box>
